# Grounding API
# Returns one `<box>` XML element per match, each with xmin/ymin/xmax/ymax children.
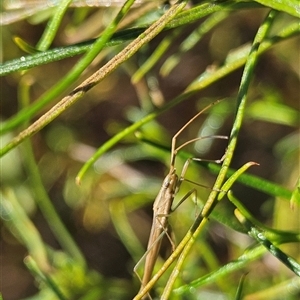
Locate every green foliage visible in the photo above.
<box><xmin>1</xmin><ymin>0</ymin><xmax>299</xmax><ymax>299</ymax></box>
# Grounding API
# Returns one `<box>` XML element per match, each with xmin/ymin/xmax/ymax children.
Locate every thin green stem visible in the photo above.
<box><xmin>227</xmin><ymin>191</ymin><xmax>297</xmax><ymax>237</ymax></box>
<box><xmin>0</xmin><ymin>1</ymin><xmax>260</xmax><ymax>133</ymax></box>
<box><xmin>173</xmin><ymin>245</ymin><xmax>266</xmax><ymax>295</ymax></box>
<box><xmin>37</xmin><ymin>0</ymin><xmax>73</xmax><ymax>51</ymax></box>
<box><xmin>235</xmin><ymin>273</ymin><xmax>248</xmax><ymax>300</ymax></box>
<box><xmin>160</xmin><ymin>162</ymin><xmax>260</xmax><ymax>298</ymax></box>
<box><xmin>198</xmin><ymin>8</ymin><xmax>279</xmax><ymax>238</ymax></box>
<box><xmin>0</xmin><ymin>189</ymin><xmax>50</xmax><ymax>273</ymax></box>
<box><xmin>0</xmin><ymin>0</ymin><xmax>136</xmax><ymax>135</ymax></box>
<box><xmin>18</xmin><ymin>76</ymin><xmax>86</xmax><ymax>266</ymax></box>
<box><xmin>75</xmin><ymin>21</ymin><xmax>298</xmax><ymax>183</ymax></box>
<box><xmin>134</xmin><ymin>161</ymin><xmax>260</xmax><ymax>299</ymax></box>
<box><xmin>132</xmin><ymin>28</ymin><xmax>183</xmax><ymax>83</ymax></box>
<box><xmin>160</xmin><ymin>10</ymin><xmax>279</xmax><ymax>298</ymax></box>
<box><xmin>0</xmin><ymin>2</ymin><xmax>256</xmax><ymax>76</ymax></box>
<box><xmin>235</xmin><ymin>209</ymin><xmax>300</xmax><ymax>276</ymax></box>
<box><xmin>133</xmin><ymin>227</ymin><xmax>194</xmax><ymax>300</ymax></box>
<box><xmin>137</xmin><ymin>134</ymin><xmax>293</xmax><ymax>200</ymax></box>
<box><xmin>1</xmin><ymin>20</ymin><xmax>297</xmax><ymax>167</ymax></box>
<box><xmin>161</xmin><ymin>10</ymin><xmax>230</xmax><ymax>76</ymax></box>
<box><xmin>0</xmin><ymin>1</ymin><xmax>190</xmax><ymax>160</ymax></box>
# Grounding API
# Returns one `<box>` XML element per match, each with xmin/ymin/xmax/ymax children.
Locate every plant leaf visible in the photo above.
<box><xmin>254</xmin><ymin>0</ymin><xmax>300</xmax><ymax>17</ymax></box>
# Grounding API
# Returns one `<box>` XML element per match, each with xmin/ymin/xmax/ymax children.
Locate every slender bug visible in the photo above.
<box><xmin>135</xmin><ymin>100</ymin><xmax>227</xmax><ymax>299</ymax></box>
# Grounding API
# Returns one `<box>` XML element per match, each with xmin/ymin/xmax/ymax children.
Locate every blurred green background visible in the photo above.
<box><xmin>0</xmin><ymin>1</ymin><xmax>299</xmax><ymax>299</ymax></box>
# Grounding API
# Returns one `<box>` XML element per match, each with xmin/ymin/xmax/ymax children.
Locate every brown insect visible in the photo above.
<box><xmin>135</xmin><ymin>100</ymin><xmax>227</xmax><ymax>298</ymax></box>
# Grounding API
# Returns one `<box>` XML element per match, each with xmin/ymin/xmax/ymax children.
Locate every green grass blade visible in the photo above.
<box><xmin>132</xmin><ymin>27</ymin><xmax>183</xmax><ymax>83</ymax></box>
<box><xmin>235</xmin><ymin>273</ymin><xmax>248</xmax><ymax>300</ymax></box>
<box><xmin>161</xmin><ymin>10</ymin><xmax>229</xmax><ymax>76</ymax></box>
<box><xmin>0</xmin><ymin>2</ymin><xmax>188</xmax><ymax>161</ymax></box>
<box><xmin>75</xmin><ymin>19</ymin><xmax>300</xmax><ymax>183</ymax></box>
<box><xmin>0</xmin><ymin>28</ymin><xmax>145</xmax><ymax>76</ymax></box>
<box><xmin>36</xmin><ymin>0</ymin><xmax>73</xmax><ymax>51</ymax></box>
<box><xmin>0</xmin><ymin>0</ymin><xmax>137</xmax><ymax>136</ymax></box>
<box><xmin>18</xmin><ymin>77</ymin><xmax>86</xmax><ymax>266</ymax></box>
<box><xmin>13</xmin><ymin>36</ymin><xmax>41</xmax><ymax>54</ymax></box>
<box><xmin>173</xmin><ymin>245</ymin><xmax>266</xmax><ymax>296</ymax></box>
<box><xmin>197</xmin><ymin>8</ymin><xmax>279</xmax><ymax>231</ymax></box>
<box><xmin>218</xmin><ymin>162</ymin><xmax>259</xmax><ymax>200</ymax></box>
<box><xmin>159</xmin><ymin>10</ymin><xmax>279</xmax><ymax>299</ymax></box>
<box><xmin>227</xmin><ymin>191</ymin><xmax>300</xmax><ymax>242</ymax></box>
<box><xmin>0</xmin><ymin>1</ymin><xmax>260</xmax><ymax>77</ymax></box>
<box><xmin>235</xmin><ymin>209</ymin><xmax>300</xmax><ymax>276</ymax></box>
<box><xmin>136</xmin><ymin>134</ymin><xmax>293</xmax><ymax>200</ymax></box>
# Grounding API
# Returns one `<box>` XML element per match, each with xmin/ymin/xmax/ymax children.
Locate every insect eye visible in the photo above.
<box><xmin>164</xmin><ymin>180</ymin><xmax>170</xmax><ymax>188</ymax></box>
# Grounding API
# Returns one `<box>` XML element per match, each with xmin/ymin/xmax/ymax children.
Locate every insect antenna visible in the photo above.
<box><xmin>169</xmin><ymin>99</ymin><xmax>224</xmax><ymax>169</ymax></box>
